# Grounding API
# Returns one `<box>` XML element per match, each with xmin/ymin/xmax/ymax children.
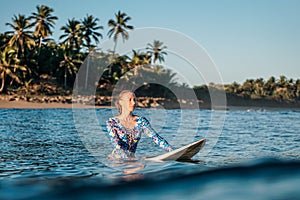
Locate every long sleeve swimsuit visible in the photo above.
<box><xmin>106</xmin><ymin>116</ymin><xmax>173</xmax><ymax>159</ymax></box>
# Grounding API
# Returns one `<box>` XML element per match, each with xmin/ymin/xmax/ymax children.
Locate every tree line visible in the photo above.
<box><xmin>223</xmin><ymin>76</ymin><xmax>300</xmax><ymax>103</ymax></box>
<box><xmin>0</xmin><ymin>5</ymin><xmax>177</xmax><ymax>96</ymax></box>
<box><xmin>1</xmin><ymin>5</ymin><xmax>299</xmax><ymax>105</ymax></box>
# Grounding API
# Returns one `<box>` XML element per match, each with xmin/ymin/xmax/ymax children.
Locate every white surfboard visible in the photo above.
<box><xmin>146</xmin><ymin>138</ymin><xmax>206</xmax><ymax>162</ymax></box>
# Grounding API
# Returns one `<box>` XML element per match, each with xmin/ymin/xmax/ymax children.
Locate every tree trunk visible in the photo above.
<box><xmin>0</xmin><ymin>74</ymin><xmax>6</xmax><ymax>93</ymax></box>
<box><xmin>85</xmin><ymin>55</ymin><xmax>90</xmax><ymax>89</ymax></box>
<box><xmin>109</xmin><ymin>40</ymin><xmax>118</xmax><ymax>75</ymax></box>
<box><xmin>37</xmin><ymin>36</ymin><xmax>43</xmax><ymax>73</ymax></box>
<box><xmin>38</xmin><ymin>37</ymin><xmax>42</xmax><ymax>55</ymax></box>
<box><xmin>64</xmin><ymin>68</ymin><xmax>67</xmax><ymax>88</ymax></box>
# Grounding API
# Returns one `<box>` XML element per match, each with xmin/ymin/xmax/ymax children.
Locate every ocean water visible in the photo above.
<box><xmin>0</xmin><ymin>108</ymin><xmax>300</xmax><ymax>199</ymax></box>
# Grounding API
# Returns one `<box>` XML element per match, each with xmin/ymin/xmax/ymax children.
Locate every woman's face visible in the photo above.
<box><xmin>119</xmin><ymin>92</ymin><xmax>136</xmax><ymax>113</ymax></box>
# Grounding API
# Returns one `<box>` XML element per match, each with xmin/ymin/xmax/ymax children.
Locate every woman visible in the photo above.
<box><xmin>106</xmin><ymin>90</ymin><xmax>173</xmax><ymax>159</ymax></box>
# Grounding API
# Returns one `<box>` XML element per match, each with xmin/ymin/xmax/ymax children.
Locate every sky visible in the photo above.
<box><xmin>0</xmin><ymin>0</ymin><xmax>299</xmax><ymax>85</ymax></box>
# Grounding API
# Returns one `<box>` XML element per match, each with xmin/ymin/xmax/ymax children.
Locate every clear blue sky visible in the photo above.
<box><xmin>1</xmin><ymin>0</ymin><xmax>299</xmax><ymax>84</ymax></box>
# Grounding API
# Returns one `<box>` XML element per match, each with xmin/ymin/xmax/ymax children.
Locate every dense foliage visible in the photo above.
<box><xmin>0</xmin><ymin>5</ymin><xmax>176</xmax><ymax>96</ymax></box>
<box><xmin>224</xmin><ymin>76</ymin><xmax>300</xmax><ymax>102</ymax></box>
<box><xmin>0</xmin><ymin>5</ymin><xmax>299</xmax><ymax>105</ymax></box>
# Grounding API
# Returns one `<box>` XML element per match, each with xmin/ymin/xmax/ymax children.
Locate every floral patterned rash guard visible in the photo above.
<box><xmin>106</xmin><ymin>116</ymin><xmax>173</xmax><ymax>159</ymax></box>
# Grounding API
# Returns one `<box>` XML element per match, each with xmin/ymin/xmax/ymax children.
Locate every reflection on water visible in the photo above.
<box><xmin>0</xmin><ymin>108</ymin><xmax>300</xmax><ymax>199</ymax></box>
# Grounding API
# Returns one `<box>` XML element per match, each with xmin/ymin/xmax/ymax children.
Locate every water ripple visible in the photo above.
<box><xmin>0</xmin><ymin>108</ymin><xmax>300</xmax><ymax>199</ymax></box>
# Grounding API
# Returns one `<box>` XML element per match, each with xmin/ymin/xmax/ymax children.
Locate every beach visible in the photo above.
<box><xmin>0</xmin><ymin>100</ymin><xmax>109</xmax><ymax>109</ymax></box>
<box><xmin>1</xmin><ymin>99</ymin><xmax>299</xmax><ymax>111</ymax></box>
<box><xmin>0</xmin><ymin>95</ymin><xmax>204</xmax><ymax>109</ymax></box>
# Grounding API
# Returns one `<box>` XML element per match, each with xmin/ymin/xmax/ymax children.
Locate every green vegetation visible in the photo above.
<box><xmin>0</xmin><ymin>5</ymin><xmax>178</xmax><ymax>97</ymax></box>
<box><xmin>223</xmin><ymin>76</ymin><xmax>300</xmax><ymax>103</ymax></box>
<box><xmin>0</xmin><ymin>4</ymin><xmax>299</xmax><ymax>108</ymax></box>
<box><xmin>107</xmin><ymin>10</ymin><xmax>134</xmax><ymax>58</ymax></box>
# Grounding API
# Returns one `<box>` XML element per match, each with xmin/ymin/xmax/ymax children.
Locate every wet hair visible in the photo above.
<box><xmin>115</xmin><ymin>90</ymin><xmax>135</xmax><ymax>115</ymax></box>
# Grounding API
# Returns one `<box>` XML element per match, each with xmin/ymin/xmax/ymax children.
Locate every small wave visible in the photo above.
<box><xmin>1</xmin><ymin>158</ymin><xmax>300</xmax><ymax>200</ymax></box>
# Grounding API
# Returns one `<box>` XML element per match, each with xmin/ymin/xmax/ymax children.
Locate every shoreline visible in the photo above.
<box><xmin>0</xmin><ymin>100</ymin><xmax>112</xmax><ymax>109</ymax></box>
<box><xmin>1</xmin><ymin>99</ymin><xmax>299</xmax><ymax>111</ymax></box>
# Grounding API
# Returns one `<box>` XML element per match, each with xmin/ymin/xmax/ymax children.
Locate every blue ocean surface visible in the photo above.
<box><xmin>0</xmin><ymin>108</ymin><xmax>300</xmax><ymax>199</ymax></box>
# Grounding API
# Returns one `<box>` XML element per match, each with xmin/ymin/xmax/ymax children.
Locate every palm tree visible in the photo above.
<box><xmin>130</xmin><ymin>50</ymin><xmax>141</xmax><ymax>66</ymax></box>
<box><xmin>149</xmin><ymin>66</ymin><xmax>178</xmax><ymax>98</ymax></box>
<box><xmin>146</xmin><ymin>40</ymin><xmax>167</xmax><ymax>65</ymax></box>
<box><xmin>265</xmin><ymin>76</ymin><xmax>276</xmax><ymax>96</ymax></box>
<box><xmin>29</xmin><ymin>5</ymin><xmax>58</xmax><ymax>53</ymax></box>
<box><xmin>225</xmin><ymin>81</ymin><xmax>240</xmax><ymax>94</ymax></box>
<box><xmin>81</xmin><ymin>15</ymin><xmax>103</xmax><ymax>89</ymax></box>
<box><xmin>107</xmin><ymin>10</ymin><xmax>134</xmax><ymax>56</ymax></box>
<box><xmin>59</xmin><ymin>18</ymin><xmax>83</xmax><ymax>52</ymax></box>
<box><xmin>81</xmin><ymin>15</ymin><xmax>103</xmax><ymax>50</ymax></box>
<box><xmin>0</xmin><ymin>33</ymin><xmax>9</xmax><ymax>51</ymax></box>
<box><xmin>254</xmin><ymin>78</ymin><xmax>265</xmax><ymax>97</ymax></box>
<box><xmin>155</xmin><ymin>66</ymin><xmax>178</xmax><ymax>87</ymax></box>
<box><xmin>0</xmin><ymin>47</ymin><xmax>28</xmax><ymax>93</ymax></box>
<box><xmin>296</xmin><ymin>79</ymin><xmax>300</xmax><ymax>100</ymax></box>
<box><xmin>278</xmin><ymin>75</ymin><xmax>288</xmax><ymax>88</ymax></box>
<box><xmin>5</xmin><ymin>14</ymin><xmax>35</xmax><ymax>59</ymax></box>
<box><xmin>57</xmin><ymin>44</ymin><xmax>82</xmax><ymax>88</ymax></box>
<box><xmin>241</xmin><ymin>79</ymin><xmax>255</xmax><ymax>97</ymax></box>
<box><xmin>130</xmin><ymin>50</ymin><xmax>142</xmax><ymax>76</ymax></box>
<box><xmin>129</xmin><ymin>50</ymin><xmax>152</xmax><ymax>75</ymax></box>
<box><xmin>37</xmin><ymin>40</ymin><xmax>58</xmax><ymax>75</ymax></box>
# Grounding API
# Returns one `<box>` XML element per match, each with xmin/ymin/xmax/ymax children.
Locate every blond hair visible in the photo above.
<box><xmin>115</xmin><ymin>90</ymin><xmax>135</xmax><ymax>115</ymax></box>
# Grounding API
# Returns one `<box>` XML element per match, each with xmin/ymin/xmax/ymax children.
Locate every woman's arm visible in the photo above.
<box><xmin>140</xmin><ymin>117</ymin><xmax>173</xmax><ymax>152</ymax></box>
